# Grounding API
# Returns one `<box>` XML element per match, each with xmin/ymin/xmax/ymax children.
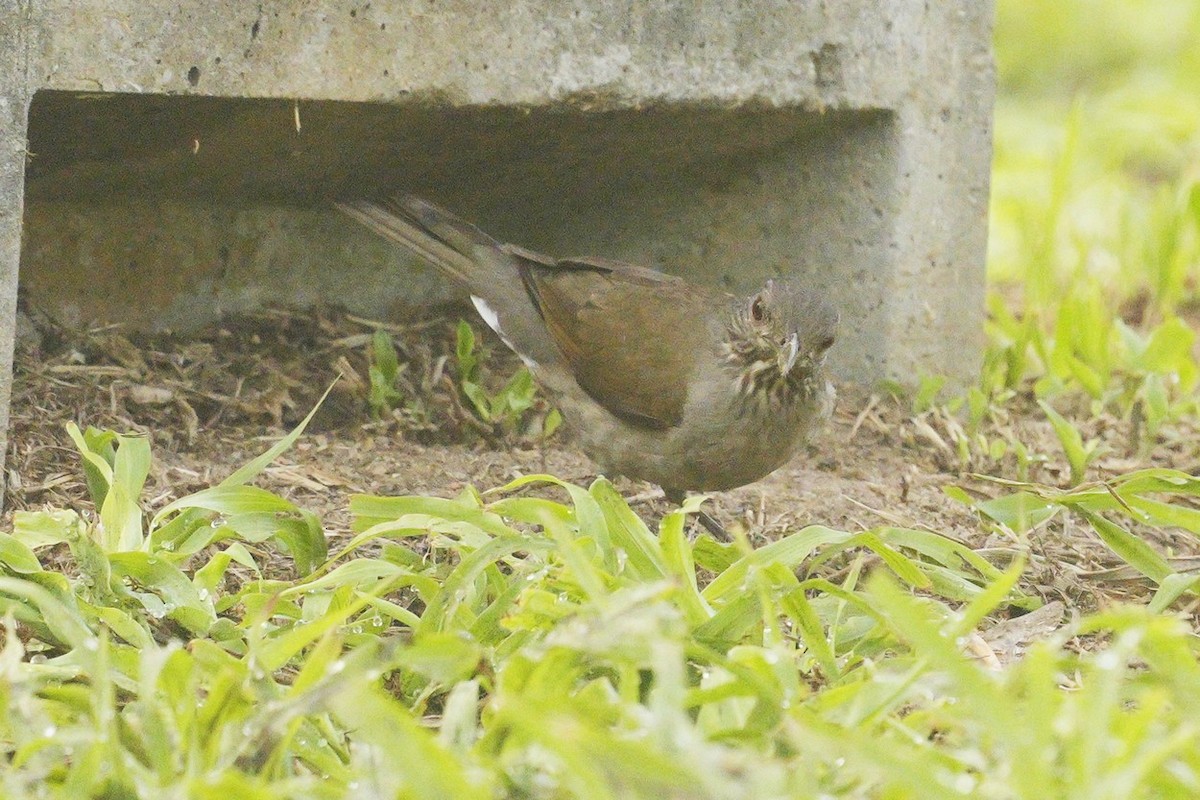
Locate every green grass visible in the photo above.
<box><xmin>987</xmin><ymin>0</ymin><xmax>1200</xmax><ymax>419</ymax></box>
<box><xmin>4</xmin><ymin>423</ymin><xmax>1200</xmax><ymax>798</ymax></box>
<box><xmin>4</xmin><ymin>0</ymin><xmax>1200</xmax><ymax>796</ymax></box>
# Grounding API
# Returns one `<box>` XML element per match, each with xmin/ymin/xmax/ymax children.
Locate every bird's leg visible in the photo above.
<box><xmin>695</xmin><ymin>511</ymin><xmax>732</xmax><ymax>542</ymax></box>
<box><xmin>663</xmin><ymin>487</ymin><xmax>731</xmax><ymax>542</ymax></box>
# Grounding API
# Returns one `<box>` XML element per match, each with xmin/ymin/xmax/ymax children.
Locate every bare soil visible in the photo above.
<box><xmin>6</xmin><ymin>303</ymin><xmax>1200</xmax><ymax>632</ymax></box>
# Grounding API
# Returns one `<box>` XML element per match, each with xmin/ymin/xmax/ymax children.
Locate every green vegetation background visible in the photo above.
<box><xmin>988</xmin><ymin>0</ymin><xmax>1200</xmax><ymax>410</ymax></box>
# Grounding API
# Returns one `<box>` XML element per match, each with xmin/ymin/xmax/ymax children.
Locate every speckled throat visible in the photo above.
<box><xmin>722</xmin><ymin>327</ymin><xmax>818</xmax><ymax>415</ymax></box>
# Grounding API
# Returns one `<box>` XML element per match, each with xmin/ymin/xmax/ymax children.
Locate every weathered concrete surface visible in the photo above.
<box><xmin>1</xmin><ymin>1</ymin><xmax>30</xmax><ymax>496</ymax></box>
<box><xmin>4</xmin><ymin>0</ymin><xmax>995</xmax><ymax>456</ymax></box>
<box><xmin>30</xmin><ymin>1</ymin><xmax>898</xmax><ymax>106</ymax></box>
<box><xmin>22</xmin><ymin>97</ymin><xmax>881</xmax><ymax>337</ymax></box>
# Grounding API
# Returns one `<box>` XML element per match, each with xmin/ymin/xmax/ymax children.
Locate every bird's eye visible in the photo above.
<box><xmin>749</xmin><ymin>296</ymin><xmax>766</xmax><ymax>323</ymax></box>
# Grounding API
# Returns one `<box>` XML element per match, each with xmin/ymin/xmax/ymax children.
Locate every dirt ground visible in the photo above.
<box><xmin>6</xmin><ymin>303</ymin><xmax>1199</xmax><ymax>626</ymax></box>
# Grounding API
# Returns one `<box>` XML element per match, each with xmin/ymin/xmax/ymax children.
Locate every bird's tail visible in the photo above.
<box><xmin>336</xmin><ymin>195</ymin><xmax>502</xmax><ymax>289</ymax></box>
<box><xmin>338</xmin><ymin>194</ymin><xmax>569</xmax><ymax>373</ymax></box>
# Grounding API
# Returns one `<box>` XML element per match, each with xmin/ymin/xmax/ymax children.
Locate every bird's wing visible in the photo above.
<box><xmin>513</xmin><ymin>255</ymin><xmax>710</xmax><ymax>430</ymax></box>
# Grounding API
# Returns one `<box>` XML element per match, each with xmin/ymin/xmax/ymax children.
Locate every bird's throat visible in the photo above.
<box><xmin>723</xmin><ymin>338</ymin><xmax>815</xmax><ymax>415</ymax></box>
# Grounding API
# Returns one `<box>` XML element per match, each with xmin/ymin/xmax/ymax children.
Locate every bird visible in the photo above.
<box><xmin>338</xmin><ymin>195</ymin><xmax>838</xmax><ymax>537</ymax></box>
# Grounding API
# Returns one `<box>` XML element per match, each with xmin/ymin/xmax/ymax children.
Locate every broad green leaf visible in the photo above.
<box><xmin>109</xmin><ymin>552</ymin><xmax>217</xmax><ymax>635</ymax></box>
<box><xmin>590</xmin><ymin>478</ymin><xmax>668</xmax><ymax>580</ymax></box>
<box><xmin>290</xmin><ymin>629</ymin><xmax>346</xmax><ymax>694</ymax></box>
<box><xmin>99</xmin><ymin>477</ymin><xmax>146</xmax><ymax>552</ymax></box>
<box><xmin>462</xmin><ymin>381</ymin><xmax>493</xmax><ymax>421</ymax></box>
<box><xmin>326</xmin><ymin>675</ymin><xmax>489</xmax><ymax>799</ymax></box>
<box><xmin>809</xmin><ymin>531</ymin><xmax>931</xmax><ymax>589</ymax></box>
<box><xmin>692</xmin><ymin>536</ymin><xmax>739</xmax><ymax>575</ymax></box>
<box><xmin>350</xmin><ymin>494</ymin><xmax>514</xmax><ymax>537</ymax></box>
<box><xmin>194</xmin><ymin>543</ymin><xmax>260</xmax><ymax>596</ymax></box>
<box><xmin>1123</xmin><ymin>495</ymin><xmax>1200</xmax><ymax>534</ymax></box>
<box><xmin>281</xmin><ymin>558</ymin><xmax>430</xmax><ymax>598</ymax></box>
<box><xmin>12</xmin><ymin>509</ymin><xmax>83</xmax><ymax>549</ymax></box>
<box><xmin>67</xmin><ymin>528</ymin><xmax>118</xmax><ymax>602</ymax></box>
<box><xmin>704</xmin><ymin>526</ymin><xmax>851</xmax><ymax>603</ymax></box>
<box><xmin>151</xmin><ymin>485</ymin><xmax>298</xmax><ymax>529</ymax></box>
<box><xmin>0</xmin><ymin>576</ymin><xmax>93</xmax><ymax>649</ymax></box>
<box><xmin>111</xmin><ymin>433</ymin><xmax>152</xmax><ymax>503</ymax></box>
<box><xmin>1149</xmin><ymin>573</ymin><xmax>1200</xmax><ymax>614</ymax></box>
<box><xmin>439</xmin><ymin>680</ymin><xmax>482</xmax><ymax>751</ymax></box>
<box><xmin>1111</xmin><ymin>468</ymin><xmax>1200</xmax><ymax>495</ymax></box>
<box><xmin>1140</xmin><ymin>373</ymin><xmax>1170</xmax><ymax>434</ymax></box>
<box><xmin>659</xmin><ymin>511</ymin><xmax>712</xmax><ymax>627</ymax></box>
<box><xmin>420</xmin><ymin>536</ymin><xmax>554</xmax><ymax>634</ymax></box>
<box><xmin>920</xmin><ymin>564</ymin><xmax>990</xmax><ymax>602</ymax></box>
<box><xmin>1066</xmin><ymin>353</ymin><xmax>1106</xmax><ymax>399</ymax></box>
<box><xmin>543</xmin><ymin>407</ymin><xmax>563</xmax><ymax>438</ymax></box>
<box><xmin>0</xmin><ymin>532</ymin><xmax>43</xmax><ymax>574</ymax></box>
<box><xmin>490</xmin><ymin>474</ymin><xmax>613</xmax><ymax>565</ymax></box>
<box><xmin>369</xmin><ymin>363</ymin><xmax>403</xmax><ymax>415</ymax></box>
<box><xmin>1137</xmin><ymin>317</ymin><xmax>1197</xmax><ymax>389</ymax></box>
<box><xmin>1038</xmin><ymin>399</ymin><xmax>1091</xmax><ymax>485</ymax></box>
<box><xmin>975</xmin><ymin>491</ymin><xmax>1059</xmax><ymax>534</ymax></box>
<box><xmin>469</xmin><ymin>571</ymin><xmax>533</xmax><ymax>645</ymax></box>
<box><xmin>76</xmin><ymin>598</ymin><xmax>154</xmax><ymax>649</ymax></box>
<box><xmin>498</xmin><ymin>368</ymin><xmax>536</xmax><ymax>416</ymax></box>
<box><xmin>394</xmin><ymin>632</ymin><xmax>484</xmax><ymax>685</ymax></box>
<box><xmin>780</xmin><ymin>588</ymin><xmax>839</xmax><ymax>678</ymax></box>
<box><xmin>65</xmin><ymin>425</ymin><xmax>151</xmax><ymax>552</ymax></box>
<box><xmin>692</xmin><ymin>593</ymin><xmax>760</xmax><ymax>649</ymax></box>
<box><xmin>879</xmin><ymin>527</ymin><xmax>1006</xmax><ymax>581</ymax></box>
<box><xmin>324</xmin><ymin>517</ymin><xmax>452</xmax><ymax>568</ymax></box>
<box><xmin>455</xmin><ymin>320</ymin><xmax>476</xmax><ymax>369</ymax></box>
<box><xmin>1078</xmin><ymin>509</ymin><xmax>1172</xmax><ymax>583</ymax></box>
<box><xmin>66</xmin><ymin>422</ymin><xmax>115</xmax><ymax>506</ymax></box>
<box><xmin>147</xmin><ymin>507</ymin><xmax>210</xmax><ymax>554</ymax></box>
<box><xmin>257</xmin><ymin>585</ymin><xmax>390</xmax><ymax>671</ymax></box>
<box><xmin>104</xmin><ymin>438</ymin><xmax>151</xmax><ymax>552</ymax></box>
<box><xmin>540</xmin><ymin>508</ymin><xmax>606</xmax><ymax>601</ymax></box>
<box><xmin>272</xmin><ymin>511</ymin><xmax>328</xmax><ymax>576</ymax></box>
<box><xmin>360</xmin><ymin>592</ymin><xmax>423</xmax><ymax>629</ymax></box>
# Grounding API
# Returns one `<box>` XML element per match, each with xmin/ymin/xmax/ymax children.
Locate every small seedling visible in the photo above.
<box><xmin>1037</xmin><ymin>399</ymin><xmax>1104</xmax><ymax>485</ymax></box>
<box><xmin>455</xmin><ymin>320</ymin><xmax>552</xmax><ymax>437</ymax></box>
<box><xmin>367</xmin><ymin>329</ymin><xmax>404</xmax><ymax>417</ymax></box>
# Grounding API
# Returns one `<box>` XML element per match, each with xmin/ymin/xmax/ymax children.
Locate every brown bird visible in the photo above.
<box><xmin>338</xmin><ymin>196</ymin><xmax>837</xmax><ymax>535</ymax></box>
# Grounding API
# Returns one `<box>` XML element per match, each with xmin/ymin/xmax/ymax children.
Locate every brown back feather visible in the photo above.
<box><xmin>516</xmin><ymin>256</ymin><xmax>711</xmax><ymax>430</ymax></box>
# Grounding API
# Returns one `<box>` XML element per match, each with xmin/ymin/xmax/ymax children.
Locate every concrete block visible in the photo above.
<box><xmin>2</xmin><ymin>0</ymin><xmax>995</xmax><ymax>465</ymax></box>
<box><xmin>1</xmin><ymin>1</ymin><xmax>31</xmax><ymax>489</ymax></box>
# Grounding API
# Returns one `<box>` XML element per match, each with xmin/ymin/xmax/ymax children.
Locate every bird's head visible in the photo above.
<box><xmin>724</xmin><ymin>279</ymin><xmax>838</xmax><ymax>405</ymax></box>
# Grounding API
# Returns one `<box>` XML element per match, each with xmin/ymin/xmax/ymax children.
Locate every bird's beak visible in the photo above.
<box><xmin>780</xmin><ymin>332</ymin><xmax>800</xmax><ymax>374</ymax></box>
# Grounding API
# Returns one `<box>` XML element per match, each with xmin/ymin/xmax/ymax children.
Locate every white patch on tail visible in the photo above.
<box><xmin>470</xmin><ymin>295</ymin><xmax>502</xmax><ymax>336</ymax></box>
<box><xmin>471</xmin><ymin>295</ymin><xmax>538</xmax><ymax>370</ymax></box>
